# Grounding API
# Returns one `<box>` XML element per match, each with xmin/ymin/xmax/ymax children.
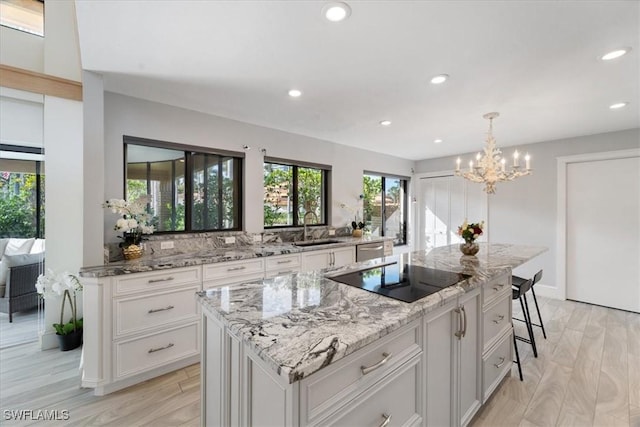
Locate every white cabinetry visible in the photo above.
<box><xmin>82</xmin><ymin>266</ymin><xmax>202</xmax><ymax>395</ymax></box>
<box><xmin>265</xmin><ymin>254</ymin><xmax>302</xmax><ymax>278</ymax></box>
<box><xmin>424</xmin><ymin>288</ymin><xmax>481</xmax><ymax>427</ymax></box>
<box><xmin>301</xmin><ymin>246</ymin><xmax>355</xmax><ymax>272</ymax></box>
<box><xmin>202</xmin><ymin>258</ymin><xmax>265</xmax><ymax>289</ymax></box>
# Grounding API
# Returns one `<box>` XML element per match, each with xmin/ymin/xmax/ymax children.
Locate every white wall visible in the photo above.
<box><xmin>414</xmin><ymin>128</ymin><xmax>640</xmax><ymax>298</ymax></box>
<box><xmin>0</xmin><ymin>26</ymin><xmax>44</xmax><ymax>72</ymax></box>
<box><xmin>43</xmin><ymin>0</ymin><xmax>82</xmax><ymax>82</ymax></box>
<box><xmin>101</xmin><ymin>91</ymin><xmax>414</xmax><ymax>241</ymax></box>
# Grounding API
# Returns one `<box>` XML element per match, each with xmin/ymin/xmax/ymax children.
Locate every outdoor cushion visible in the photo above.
<box><xmin>0</xmin><ymin>238</ymin><xmax>8</xmax><ymax>259</ymax></box>
<box><xmin>4</xmin><ymin>238</ymin><xmax>35</xmax><ymax>256</ymax></box>
<box><xmin>30</xmin><ymin>239</ymin><xmax>45</xmax><ymax>254</ymax></box>
<box><xmin>0</xmin><ymin>253</ymin><xmax>43</xmax><ymax>297</ymax></box>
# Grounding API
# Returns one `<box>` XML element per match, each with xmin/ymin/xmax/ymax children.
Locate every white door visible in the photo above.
<box><xmin>566</xmin><ymin>156</ymin><xmax>640</xmax><ymax>313</ymax></box>
<box><xmin>417</xmin><ymin>175</ymin><xmax>487</xmax><ymax>250</ymax></box>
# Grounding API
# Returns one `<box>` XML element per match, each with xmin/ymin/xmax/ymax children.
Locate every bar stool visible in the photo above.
<box><xmin>512</xmin><ymin>278</ymin><xmax>538</xmax><ymax>358</ymax></box>
<box><xmin>513</xmin><ymin>334</ymin><xmax>523</xmax><ymax>381</ymax></box>
<box><xmin>513</xmin><ymin>270</ymin><xmax>546</xmax><ymax>339</ymax></box>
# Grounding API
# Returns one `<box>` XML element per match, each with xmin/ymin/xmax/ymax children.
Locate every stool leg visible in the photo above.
<box><xmin>520</xmin><ymin>295</ymin><xmax>538</xmax><ymax>358</ymax></box>
<box><xmin>513</xmin><ymin>333</ymin><xmax>523</xmax><ymax>381</ymax></box>
<box><xmin>530</xmin><ymin>287</ymin><xmax>547</xmax><ymax>339</ymax></box>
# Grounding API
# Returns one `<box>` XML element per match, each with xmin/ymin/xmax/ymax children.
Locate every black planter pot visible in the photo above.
<box><xmin>57</xmin><ymin>328</ymin><xmax>83</xmax><ymax>351</ymax></box>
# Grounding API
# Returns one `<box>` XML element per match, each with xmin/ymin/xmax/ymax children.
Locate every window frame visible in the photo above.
<box><xmin>123</xmin><ymin>135</ymin><xmax>244</xmax><ymax>234</ymax></box>
<box><xmin>263</xmin><ymin>157</ymin><xmax>331</xmax><ymax>229</ymax></box>
<box><xmin>363</xmin><ymin>172</ymin><xmax>409</xmax><ymax>246</ymax></box>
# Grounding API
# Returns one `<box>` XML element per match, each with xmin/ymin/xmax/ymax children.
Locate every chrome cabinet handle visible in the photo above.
<box><xmin>148</xmin><ymin>276</ymin><xmax>175</xmax><ymax>283</ymax></box>
<box><xmin>227</xmin><ymin>266</ymin><xmax>246</xmax><ymax>272</ymax></box>
<box><xmin>359</xmin><ymin>246</ymin><xmax>384</xmax><ymax>251</ymax></box>
<box><xmin>493</xmin><ymin>314</ymin><xmax>505</xmax><ymax>324</ymax></box>
<box><xmin>148</xmin><ymin>305</ymin><xmax>175</xmax><ymax>314</ymax></box>
<box><xmin>379</xmin><ymin>413</ymin><xmax>392</xmax><ymax>427</ymax></box>
<box><xmin>361</xmin><ymin>352</ymin><xmax>392</xmax><ymax>375</ymax></box>
<box><xmin>454</xmin><ymin>307</ymin><xmax>463</xmax><ymax>339</ymax></box>
<box><xmin>148</xmin><ymin>343</ymin><xmax>174</xmax><ymax>353</ymax></box>
<box><xmin>494</xmin><ymin>356</ymin><xmax>506</xmax><ymax>368</ymax></box>
<box><xmin>277</xmin><ymin>259</ymin><xmax>293</xmax><ymax>264</ymax></box>
<box><xmin>461</xmin><ymin>305</ymin><xmax>467</xmax><ymax>338</ymax></box>
<box><xmin>492</xmin><ymin>283</ymin><xmax>505</xmax><ymax>292</ymax></box>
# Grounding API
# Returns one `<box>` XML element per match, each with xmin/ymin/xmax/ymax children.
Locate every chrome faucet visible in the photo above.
<box><xmin>303</xmin><ymin>211</ymin><xmax>318</xmax><ymax>241</ymax></box>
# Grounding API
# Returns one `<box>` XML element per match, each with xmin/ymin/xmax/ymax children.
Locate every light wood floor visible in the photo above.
<box><xmin>0</xmin><ymin>308</ymin><xmax>39</xmax><ymax>349</ymax></box>
<box><xmin>0</xmin><ymin>297</ymin><xmax>637</xmax><ymax>426</ymax></box>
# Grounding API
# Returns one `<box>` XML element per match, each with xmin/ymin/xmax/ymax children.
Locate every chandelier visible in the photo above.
<box><xmin>455</xmin><ymin>112</ymin><xmax>531</xmax><ymax>194</ymax></box>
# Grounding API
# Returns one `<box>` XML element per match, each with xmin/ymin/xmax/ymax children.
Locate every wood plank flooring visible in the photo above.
<box><xmin>0</xmin><ymin>308</ymin><xmax>39</xmax><ymax>349</ymax></box>
<box><xmin>0</xmin><ymin>297</ymin><xmax>637</xmax><ymax>426</ymax></box>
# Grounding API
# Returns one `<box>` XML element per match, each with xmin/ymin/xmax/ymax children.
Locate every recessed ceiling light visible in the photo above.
<box><xmin>430</xmin><ymin>74</ymin><xmax>449</xmax><ymax>84</ymax></box>
<box><xmin>322</xmin><ymin>2</ymin><xmax>351</xmax><ymax>22</ymax></box>
<box><xmin>609</xmin><ymin>102</ymin><xmax>628</xmax><ymax>109</ymax></box>
<box><xmin>288</xmin><ymin>89</ymin><xmax>302</xmax><ymax>98</ymax></box>
<box><xmin>601</xmin><ymin>48</ymin><xmax>631</xmax><ymax>61</ymax></box>
<box><xmin>379</xmin><ymin>120</ymin><xmax>391</xmax><ymax>126</ymax></box>
<box><xmin>434</xmin><ymin>139</ymin><xmax>443</xmax><ymax>144</ymax></box>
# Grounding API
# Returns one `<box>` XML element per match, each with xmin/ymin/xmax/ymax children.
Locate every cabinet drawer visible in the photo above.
<box><xmin>302</xmin><ymin>320</ymin><xmax>421</xmax><ymax>424</ymax></box>
<box><xmin>203</xmin><ymin>258</ymin><xmax>264</xmax><ymax>281</ymax></box>
<box><xmin>114</xmin><ymin>285</ymin><xmax>200</xmax><ymax>337</ymax></box>
<box><xmin>114</xmin><ymin>267</ymin><xmax>200</xmax><ymax>296</ymax></box>
<box><xmin>482</xmin><ymin>273</ymin><xmax>510</xmax><ymax>307</ymax></box>
<box><xmin>483</xmin><ymin>295</ymin><xmax>511</xmax><ymax>351</ymax></box>
<box><xmin>265</xmin><ymin>254</ymin><xmax>301</xmax><ymax>272</ymax></box>
<box><xmin>482</xmin><ymin>330</ymin><xmax>512</xmax><ymax>401</ymax></box>
<box><xmin>323</xmin><ymin>355</ymin><xmax>422</xmax><ymax>427</ymax></box>
<box><xmin>115</xmin><ymin>322</ymin><xmax>199</xmax><ymax>379</ymax></box>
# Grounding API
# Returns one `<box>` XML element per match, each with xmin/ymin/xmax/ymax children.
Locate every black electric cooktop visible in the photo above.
<box><xmin>330</xmin><ymin>262</ymin><xmax>470</xmax><ymax>303</ymax></box>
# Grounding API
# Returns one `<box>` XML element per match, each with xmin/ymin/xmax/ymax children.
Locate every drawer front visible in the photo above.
<box><xmin>482</xmin><ymin>273</ymin><xmax>510</xmax><ymax>307</ymax></box>
<box><xmin>483</xmin><ymin>295</ymin><xmax>511</xmax><ymax>351</ymax></box>
<box><xmin>324</xmin><ymin>356</ymin><xmax>422</xmax><ymax>427</ymax></box>
<box><xmin>265</xmin><ymin>254</ymin><xmax>301</xmax><ymax>272</ymax></box>
<box><xmin>114</xmin><ymin>267</ymin><xmax>200</xmax><ymax>296</ymax></box>
<box><xmin>203</xmin><ymin>258</ymin><xmax>264</xmax><ymax>281</ymax></box>
<box><xmin>482</xmin><ymin>330</ymin><xmax>513</xmax><ymax>401</ymax></box>
<box><xmin>303</xmin><ymin>321</ymin><xmax>421</xmax><ymax>423</ymax></box>
<box><xmin>114</xmin><ymin>285</ymin><xmax>200</xmax><ymax>337</ymax></box>
<box><xmin>115</xmin><ymin>322</ymin><xmax>199</xmax><ymax>379</ymax></box>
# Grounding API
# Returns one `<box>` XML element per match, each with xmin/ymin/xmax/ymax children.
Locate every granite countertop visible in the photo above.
<box><xmin>197</xmin><ymin>243</ymin><xmax>547</xmax><ymax>384</ymax></box>
<box><xmin>79</xmin><ymin>235</ymin><xmax>392</xmax><ymax>278</ymax></box>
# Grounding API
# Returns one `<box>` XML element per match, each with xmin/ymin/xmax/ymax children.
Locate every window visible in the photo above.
<box><xmin>0</xmin><ymin>0</ymin><xmax>44</xmax><ymax>37</ymax></box>
<box><xmin>124</xmin><ymin>136</ymin><xmax>243</xmax><ymax>233</ymax></box>
<box><xmin>0</xmin><ymin>145</ymin><xmax>45</xmax><ymax>238</ymax></box>
<box><xmin>263</xmin><ymin>158</ymin><xmax>329</xmax><ymax>227</ymax></box>
<box><xmin>363</xmin><ymin>173</ymin><xmax>408</xmax><ymax>245</ymax></box>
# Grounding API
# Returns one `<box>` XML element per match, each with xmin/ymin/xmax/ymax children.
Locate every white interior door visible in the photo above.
<box><xmin>566</xmin><ymin>156</ymin><xmax>640</xmax><ymax>313</ymax></box>
<box><xmin>417</xmin><ymin>175</ymin><xmax>487</xmax><ymax>250</ymax></box>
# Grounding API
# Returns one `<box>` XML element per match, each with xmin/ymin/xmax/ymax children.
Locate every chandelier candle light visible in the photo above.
<box><xmin>455</xmin><ymin>112</ymin><xmax>531</xmax><ymax>194</ymax></box>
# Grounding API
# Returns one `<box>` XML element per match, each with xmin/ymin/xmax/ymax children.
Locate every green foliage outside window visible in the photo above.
<box><xmin>0</xmin><ymin>172</ymin><xmax>44</xmax><ymax>238</ymax></box>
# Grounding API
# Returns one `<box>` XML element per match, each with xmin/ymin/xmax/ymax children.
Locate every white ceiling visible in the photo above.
<box><xmin>74</xmin><ymin>1</ymin><xmax>639</xmax><ymax>161</ymax></box>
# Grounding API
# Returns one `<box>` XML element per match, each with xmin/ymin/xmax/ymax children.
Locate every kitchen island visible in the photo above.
<box><xmin>198</xmin><ymin>243</ymin><xmax>546</xmax><ymax>427</ymax></box>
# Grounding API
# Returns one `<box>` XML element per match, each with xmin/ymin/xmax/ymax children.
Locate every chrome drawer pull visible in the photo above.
<box><xmin>379</xmin><ymin>413</ymin><xmax>392</xmax><ymax>427</ymax></box>
<box><xmin>148</xmin><ymin>343</ymin><xmax>174</xmax><ymax>353</ymax></box>
<box><xmin>492</xmin><ymin>283</ymin><xmax>505</xmax><ymax>291</ymax></box>
<box><xmin>227</xmin><ymin>266</ymin><xmax>247</xmax><ymax>272</ymax></box>
<box><xmin>148</xmin><ymin>276</ymin><xmax>175</xmax><ymax>284</ymax></box>
<box><xmin>493</xmin><ymin>315</ymin><xmax>505</xmax><ymax>324</ymax></box>
<box><xmin>493</xmin><ymin>356</ymin><xmax>506</xmax><ymax>368</ymax></box>
<box><xmin>361</xmin><ymin>352</ymin><xmax>392</xmax><ymax>375</ymax></box>
<box><xmin>277</xmin><ymin>259</ymin><xmax>293</xmax><ymax>264</ymax></box>
<box><xmin>148</xmin><ymin>305</ymin><xmax>175</xmax><ymax>314</ymax></box>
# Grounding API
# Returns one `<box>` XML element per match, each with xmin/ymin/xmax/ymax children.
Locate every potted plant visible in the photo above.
<box><xmin>351</xmin><ymin>220</ymin><xmax>366</xmax><ymax>238</ymax></box>
<box><xmin>35</xmin><ymin>270</ymin><xmax>83</xmax><ymax>351</ymax></box>
<box><xmin>457</xmin><ymin>220</ymin><xmax>484</xmax><ymax>255</ymax></box>
<box><xmin>103</xmin><ymin>196</ymin><xmax>155</xmax><ymax>260</ymax></box>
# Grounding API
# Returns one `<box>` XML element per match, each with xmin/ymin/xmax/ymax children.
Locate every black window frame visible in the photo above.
<box><xmin>363</xmin><ymin>172</ymin><xmax>408</xmax><ymax>246</ymax></box>
<box><xmin>263</xmin><ymin>157</ymin><xmax>330</xmax><ymax>229</ymax></box>
<box><xmin>123</xmin><ymin>136</ymin><xmax>244</xmax><ymax>234</ymax></box>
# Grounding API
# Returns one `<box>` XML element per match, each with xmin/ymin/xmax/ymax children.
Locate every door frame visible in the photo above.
<box><xmin>556</xmin><ymin>148</ymin><xmax>640</xmax><ymax>301</ymax></box>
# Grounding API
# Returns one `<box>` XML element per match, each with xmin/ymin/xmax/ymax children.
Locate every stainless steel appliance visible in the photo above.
<box><xmin>356</xmin><ymin>242</ymin><xmax>385</xmax><ymax>262</ymax></box>
<box><xmin>329</xmin><ymin>262</ymin><xmax>470</xmax><ymax>303</ymax></box>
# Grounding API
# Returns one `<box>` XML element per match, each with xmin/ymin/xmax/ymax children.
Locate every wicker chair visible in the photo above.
<box><xmin>0</xmin><ymin>262</ymin><xmax>42</xmax><ymax>322</ymax></box>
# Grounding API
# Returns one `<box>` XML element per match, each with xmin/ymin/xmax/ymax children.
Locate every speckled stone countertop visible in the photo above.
<box><xmin>79</xmin><ymin>235</ymin><xmax>392</xmax><ymax>278</ymax></box>
<box><xmin>197</xmin><ymin>243</ymin><xmax>547</xmax><ymax>384</ymax></box>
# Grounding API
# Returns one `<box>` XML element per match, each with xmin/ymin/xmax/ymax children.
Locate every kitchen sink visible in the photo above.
<box><xmin>293</xmin><ymin>239</ymin><xmax>341</xmax><ymax>247</ymax></box>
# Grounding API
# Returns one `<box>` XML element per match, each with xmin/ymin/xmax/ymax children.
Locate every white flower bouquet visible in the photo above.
<box><xmin>36</xmin><ymin>269</ymin><xmax>83</xmax><ymax>336</ymax></box>
<box><xmin>103</xmin><ymin>196</ymin><xmax>154</xmax><ymax>248</ymax></box>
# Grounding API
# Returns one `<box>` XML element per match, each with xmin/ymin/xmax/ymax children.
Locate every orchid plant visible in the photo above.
<box><xmin>36</xmin><ymin>270</ymin><xmax>83</xmax><ymax>336</ymax></box>
<box><xmin>103</xmin><ymin>196</ymin><xmax>154</xmax><ymax>248</ymax></box>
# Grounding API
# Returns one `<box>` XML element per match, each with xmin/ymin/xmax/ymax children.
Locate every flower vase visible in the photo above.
<box><xmin>57</xmin><ymin>328</ymin><xmax>83</xmax><ymax>351</ymax></box>
<box><xmin>352</xmin><ymin>229</ymin><xmax>363</xmax><ymax>238</ymax></box>
<box><xmin>122</xmin><ymin>244</ymin><xmax>143</xmax><ymax>260</ymax></box>
<box><xmin>460</xmin><ymin>242</ymin><xmax>479</xmax><ymax>256</ymax></box>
